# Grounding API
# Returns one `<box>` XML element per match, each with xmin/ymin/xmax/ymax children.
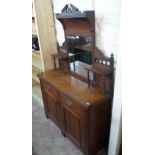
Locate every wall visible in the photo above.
<box><xmin>95</xmin><ymin>0</ymin><xmax>121</xmax><ymax>58</ymax></box>
<box><xmin>108</xmin><ymin>43</ymin><xmax>122</xmax><ymax>155</ymax></box>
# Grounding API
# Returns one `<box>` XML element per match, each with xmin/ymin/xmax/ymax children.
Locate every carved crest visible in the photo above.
<box><xmin>61</xmin><ymin>4</ymin><xmax>80</xmax><ymax>13</ymax></box>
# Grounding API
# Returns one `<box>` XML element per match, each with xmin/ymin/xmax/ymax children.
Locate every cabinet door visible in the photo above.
<box><xmin>44</xmin><ymin>90</ymin><xmax>58</xmax><ymax>124</ymax></box>
<box><xmin>62</xmin><ymin>104</ymin><xmax>82</xmax><ymax>147</ymax></box>
<box><xmin>56</xmin><ymin>103</ymin><xmax>63</xmax><ymax>129</ymax></box>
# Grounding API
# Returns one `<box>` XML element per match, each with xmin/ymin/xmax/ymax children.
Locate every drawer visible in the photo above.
<box><xmin>60</xmin><ymin>93</ymin><xmax>82</xmax><ymax>117</ymax></box>
<box><xmin>42</xmin><ymin>80</ymin><xmax>59</xmax><ymax>98</ymax></box>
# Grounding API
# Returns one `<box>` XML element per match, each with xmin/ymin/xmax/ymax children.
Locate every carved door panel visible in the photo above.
<box><xmin>44</xmin><ymin>90</ymin><xmax>58</xmax><ymax>124</ymax></box>
<box><xmin>62</xmin><ymin>106</ymin><xmax>82</xmax><ymax>147</ymax></box>
<box><xmin>56</xmin><ymin>103</ymin><xmax>63</xmax><ymax>129</ymax></box>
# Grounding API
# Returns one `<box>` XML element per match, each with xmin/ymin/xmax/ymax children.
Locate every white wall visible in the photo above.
<box><xmin>108</xmin><ymin>43</ymin><xmax>122</xmax><ymax>155</ymax></box>
<box><xmin>95</xmin><ymin>0</ymin><xmax>121</xmax><ymax>57</ymax></box>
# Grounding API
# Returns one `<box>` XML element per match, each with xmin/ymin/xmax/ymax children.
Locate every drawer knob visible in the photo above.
<box><xmin>86</xmin><ymin>102</ymin><xmax>90</xmax><ymax>105</ymax></box>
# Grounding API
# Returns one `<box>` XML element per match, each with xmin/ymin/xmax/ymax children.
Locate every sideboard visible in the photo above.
<box><xmin>38</xmin><ymin>70</ymin><xmax>112</xmax><ymax>155</ymax></box>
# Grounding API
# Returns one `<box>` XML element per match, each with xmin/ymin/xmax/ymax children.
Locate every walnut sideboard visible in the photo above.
<box><xmin>38</xmin><ymin>69</ymin><xmax>112</xmax><ymax>155</ymax></box>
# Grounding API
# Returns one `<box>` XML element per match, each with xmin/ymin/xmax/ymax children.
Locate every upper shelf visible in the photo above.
<box><xmin>32</xmin><ymin>66</ymin><xmax>41</xmax><ymax>83</ymax></box>
<box><xmin>32</xmin><ymin>51</ymin><xmax>43</xmax><ymax>70</ymax></box>
<box><xmin>32</xmin><ymin>20</ymin><xmax>37</xmax><ymax>35</ymax></box>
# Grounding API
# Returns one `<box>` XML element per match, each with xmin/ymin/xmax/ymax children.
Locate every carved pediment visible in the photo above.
<box><xmin>61</xmin><ymin>4</ymin><xmax>80</xmax><ymax>13</ymax></box>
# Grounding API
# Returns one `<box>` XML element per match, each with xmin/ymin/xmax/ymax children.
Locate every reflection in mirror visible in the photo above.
<box><xmin>67</xmin><ymin>36</ymin><xmax>93</xmax><ymax>80</ymax></box>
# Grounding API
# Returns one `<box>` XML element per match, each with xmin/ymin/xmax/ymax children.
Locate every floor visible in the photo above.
<box><xmin>32</xmin><ymin>97</ymin><xmax>107</xmax><ymax>155</ymax></box>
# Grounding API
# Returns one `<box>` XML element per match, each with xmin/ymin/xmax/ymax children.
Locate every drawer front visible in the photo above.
<box><xmin>42</xmin><ymin>80</ymin><xmax>59</xmax><ymax>99</ymax></box>
<box><xmin>60</xmin><ymin>93</ymin><xmax>82</xmax><ymax>117</ymax></box>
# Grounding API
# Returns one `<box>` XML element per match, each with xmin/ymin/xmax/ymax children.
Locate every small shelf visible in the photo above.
<box><xmin>32</xmin><ymin>66</ymin><xmax>41</xmax><ymax>83</ymax></box>
<box><xmin>32</xmin><ymin>51</ymin><xmax>43</xmax><ymax>70</ymax></box>
<box><xmin>32</xmin><ymin>75</ymin><xmax>39</xmax><ymax>83</ymax></box>
<box><xmin>32</xmin><ymin>32</ymin><xmax>38</xmax><ymax>35</ymax></box>
<box><xmin>32</xmin><ymin>21</ymin><xmax>37</xmax><ymax>35</ymax></box>
<box><xmin>32</xmin><ymin>29</ymin><xmax>38</xmax><ymax>35</ymax></box>
<box><xmin>32</xmin><ymin>57</ymin><xmax>43</xmax><ymax>70</ymax></box>
<box><xmin>32</xmin><ymin>79</ymin><xmax>43</xmax><ymax>103</ymax></box>
<box><xmin>32</xmin><ymin>49</ymin><xmax>40</xmax><ymax>53</ymax></box>
<box><xmin>32</xmin><ymin>0</ymin><xmax>57</xmax><ymax>102</ymax></box>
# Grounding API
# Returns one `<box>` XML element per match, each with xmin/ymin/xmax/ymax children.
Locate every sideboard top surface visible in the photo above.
<box><xmin>39</xmin><ymin>70</ymin><xmax>112</xmax><ymax>109</ymax></box>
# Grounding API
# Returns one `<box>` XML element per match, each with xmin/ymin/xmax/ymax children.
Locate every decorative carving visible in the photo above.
<box><xmin>86</xmin><ymin>50</ymin><xmax>114</xmax><ymax>94</ymax></box>
<box><xmin>94</xmin><ymin>47</ymin><xmax>114</xmax><ymax>69</ymax></box>
<box><xmin>59</xmin><ymin>41</ymin><xmax>68</xmax><ymax>53</ymax></box>
<box><xmin>61</xmin><ymin>4</ymin><xmax>80</xmax><ymax>13</ymax></box>
<box><xmin>56</xmin><ymin>4</ymin><xmax>94</xmax><ymax>23</ymax></box>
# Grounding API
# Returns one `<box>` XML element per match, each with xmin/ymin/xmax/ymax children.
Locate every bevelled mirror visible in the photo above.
<box><xmin>66</xmin><ymin>35</ymin><xmax>93</xmax><ymax>79</ymax></box>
